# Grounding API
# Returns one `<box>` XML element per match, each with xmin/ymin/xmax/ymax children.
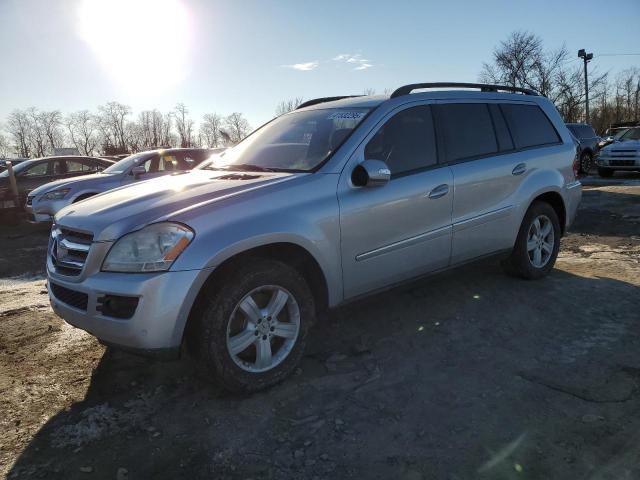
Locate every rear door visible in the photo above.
<box><xmin>440</xmin><ymin>101</ymin><xmax>561</xmax><ymax>264</ymax></box>
<box><xmin>435</xmin><ymin>102</ymin><xmax>523</xmax><ymax>264</ymax></box>
<box><xmin>61</xmin><ymin>158</ymin><xmax>100</xmax><ymax>179</ymax></box>
<box><xmin>338</xmin><ymin>104</ymin><xmax>454</xmax><ymax>299</ymax></box>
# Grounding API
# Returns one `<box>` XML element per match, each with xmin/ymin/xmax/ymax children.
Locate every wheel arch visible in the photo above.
<box><xmin>72</xmin><ymin>192</ymin><xmax>98</xmax><ymax>203</ymax></box>
<box><xmin>182</xmin><ymin>241</ymin><xmax>330</xmax><ymax>345</ymax></box>
<box><xmin>528</xmin><ymin>190</ymin><xmax>567</xmax><ymax>235</ymax></box>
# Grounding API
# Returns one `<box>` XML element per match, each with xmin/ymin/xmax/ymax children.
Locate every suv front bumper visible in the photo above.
<box><xmin>48</xmin><ymin>267</ymin><xmax>210</xmax><ymax>352</ymax></box>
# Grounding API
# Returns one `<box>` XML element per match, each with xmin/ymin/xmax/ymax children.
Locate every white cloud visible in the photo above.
<box><xmin>283</xmin><ymin>61</ymin><xmax>319</xmax><ymax>71</ymax></box>
<box><xmin>332</xmin><ymin>53</ymin><xmax>373</xmax><ymax>71</ymax></box>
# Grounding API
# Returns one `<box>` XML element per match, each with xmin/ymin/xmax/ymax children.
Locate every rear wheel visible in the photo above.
<box><xmin>503</xmin><ymin>201</ymin><xmax>561</xmax><ymax>280</ymax></box>
<box><xmin>187</xmin><ymin>258</ymin><xmax>314</xmax><ymax>392</ymax></box>
<box><xmin>579</xmin><ymin>151</ymin><xmax>592</xmax><ymax>174</ymax></box>
<box><xmin>598</xmin><ymin>167</ymin><xmax>614</xmax><ymax>178</ymax></box>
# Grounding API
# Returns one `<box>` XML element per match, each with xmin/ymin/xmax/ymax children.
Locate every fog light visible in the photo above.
<box><xmin>96</xmin><ymin>295</ymin><xmax>139</xmax><ymax>319</ymax></box>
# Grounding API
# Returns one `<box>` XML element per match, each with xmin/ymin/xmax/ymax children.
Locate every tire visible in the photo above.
<box><xmin>598</xmin><ymin>167</ymin><xmax>614</xmax><ymax>178</ymax></box>
<box><xmin>579</xmin><ymin>151</ymin><xmax>592</xmax><ymax>174</ymax></box>
<box><xmin>502</xmin><ymin>201</ymin><xmax>561</xmax><ymax>280</ymax></box>
<box><xmin>187</xmin><ymin>258</ymin><xmax>315</xmax><ymax>392</ymax></box>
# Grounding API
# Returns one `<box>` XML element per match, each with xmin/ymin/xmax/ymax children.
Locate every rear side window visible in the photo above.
<box><xmin>435</xmin><ymin>103</ymin><xmax>497</xmax><ymax>162</ymax></box>
<box><xmin>364</xmin><ymin>105</ymin><xmax>437</xmax><ymax>177</ymax></box>
<box><xmin>501</xmin><ymin>104</ymin><xmax>560</xmax><ymax>149</ymax></box>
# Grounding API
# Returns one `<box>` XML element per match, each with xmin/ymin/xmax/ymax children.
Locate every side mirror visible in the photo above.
<box><xmin>130</xmin><ymin>165</ymin><xmax>146</xmax><ymax>178</ymax></box>
<box><xmin>351</xmin><ymin>159</ymin><xmax>391</xmax><ymax>187</ymax></box>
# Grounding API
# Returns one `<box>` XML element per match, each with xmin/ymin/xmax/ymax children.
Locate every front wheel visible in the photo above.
<box><xmin>598</xmin><ymin>167</ymin><xmax>614</xmax><ymax>178</ymax></box>
<box><xmin>502</xmin><ymin>201</ymin><xmax>561</xmax><ymax>280</ymax></box>
<box><xmin>187</xmin><ymin>258</ymin><xmax>315</xmax><ymax>392</ymax></box>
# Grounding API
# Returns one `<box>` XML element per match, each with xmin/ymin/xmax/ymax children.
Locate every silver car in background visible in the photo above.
<box><xmin>26</xmin><ymin>148</ymin><xmax>220</xmax><ymax>222</ymax></box>
<box><xmin>47</xmin><ymin>83</ymin><xmax>581</xmax><ymax>392</ymax></box>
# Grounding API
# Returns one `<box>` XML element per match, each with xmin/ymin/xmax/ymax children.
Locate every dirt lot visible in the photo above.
<box><xmin>1</xmin><ymin>173</ymin><xmax>639</xmax><ymax>479</ymax></box>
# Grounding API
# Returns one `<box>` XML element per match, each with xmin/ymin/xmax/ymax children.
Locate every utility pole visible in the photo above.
<box><xmin>578</xmin><ymin>49</ymin><xmax>594</xmax><ymax>124</ymax></box>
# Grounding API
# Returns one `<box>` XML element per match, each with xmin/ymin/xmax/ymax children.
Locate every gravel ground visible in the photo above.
<box><xmin>1</xmin><ymin>173</ymin><xmax>639</xmax><ymax>479</ymax></box>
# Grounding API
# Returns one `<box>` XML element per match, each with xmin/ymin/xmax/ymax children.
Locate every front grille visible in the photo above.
<box><xmin>610</xmin><ymin>160</ymin><xmax>636</xmax><ymax>166</ymax></box>
<box><xmin>50</xmin><ymin>227</ymin><xmax>93</xmax><ymax>276</ymax></box>
<box><xmin>49</xmin><ymin>282</ymin><xmax>88</xmax><ymax>311</ymax></box>
<box><xmin>610</xmin><ymin>149</ymin><xmax>637</xmax><ymax>158</ymax></box>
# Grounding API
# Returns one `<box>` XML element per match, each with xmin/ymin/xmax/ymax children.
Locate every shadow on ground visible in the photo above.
<box><xmin>7</xmin><ymin>259</ymin><xmax>640</xmax><ymax>479</ymax></box>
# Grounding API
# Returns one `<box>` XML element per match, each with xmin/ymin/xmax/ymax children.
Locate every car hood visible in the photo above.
<box><xmin>55</xmin><ymin>169</ymin><xmax>302</xmax><ymax>241</ymax></box>
<box><xmin>602</xmin><ymin>139</ymin><xmax>640</xmax><ymax>152</ymax></box>
<box><xmin>29</xmin><ymin>173</ymin><xmax>120</xmax><ymax>197</ymax></box>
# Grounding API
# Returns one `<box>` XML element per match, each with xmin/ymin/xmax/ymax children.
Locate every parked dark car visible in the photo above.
<box><xmin>0</xmin><ymin>156</ymin><xmax>114</xmax><ymax>213</ymax></box>
<box><xmin>566</xmin><ymin>123</ymin><xmax>599</xmax><ymax>174</ymax></box>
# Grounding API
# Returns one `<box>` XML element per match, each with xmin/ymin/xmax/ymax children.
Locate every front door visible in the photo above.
<box><xmin>338</xmin><ymin>104</ymin><xmax>453</xmax><ymax>299</ymax></box>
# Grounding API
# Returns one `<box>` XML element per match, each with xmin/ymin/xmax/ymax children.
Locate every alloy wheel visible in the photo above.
<box><xmin>527</xmin><ymin>214</ymin><xmax>555</xmax><ymax>268</ymax></box>
<box><xmin>226</xmin><ymin>285</ymin><xmax>300</xmax><ymax>373</ymax></box>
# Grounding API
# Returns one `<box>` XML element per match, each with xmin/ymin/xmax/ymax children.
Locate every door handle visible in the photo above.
<box><xmin>428</xmin><ymin>184</ymin><xmax>449</xmax><ymax>199</ymax></box>
<box><xmin>512</xmin><ymin>163</ymin><xmax>527</xmax><ymax>176</ymax></box>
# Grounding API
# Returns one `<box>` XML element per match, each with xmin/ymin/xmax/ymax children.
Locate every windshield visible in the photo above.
<box><xmin>619</xmin><ymin>127</ymin><xmax>640</xmax><ymax>141</ymax></box>
<box><xmin>0</xmin><ymin>160</ymin><xmax>33</xmax><ymax>177</ymax></box>
<box><xmin>102</xmin><ymin>152</ymin><xmax>149</xmax><ymax>174</ymax></box>
<box><xmin>201</xmin><ymin>108</ymin><xmax>370</xmax><ymax>172</ymax></box>
<box><xmin>613</xmin><ymin>129</ymin><xmax>629</xmax><ymax>139</ymax></box>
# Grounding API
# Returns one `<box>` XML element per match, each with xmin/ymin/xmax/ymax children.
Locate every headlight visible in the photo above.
<box><xmin>43</xmin><ymin>188</ymin><xmax>71</xmax><ymax>200</ymax></box>
<box><xmin>102</xmin><ymin>222</ymin><xmax>194</xmax><ymax>272</ymax></box>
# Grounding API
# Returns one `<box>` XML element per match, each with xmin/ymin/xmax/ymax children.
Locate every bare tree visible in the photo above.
<box><xmin>480</xmin><ymin>31</ymin><xmax>608</xmax><ymax>126</ymax></box>
<box><xmin>0</xmin><ymin>131</ymin><xmax>11</xmax><ymax>158</ymax></box>
<box><xmin>7</xmin><ymin>109</ymin><xmax>32</xmax><ymax>157</ymax></box>
<box><xmin>275</xmin><ymin>97</ymin><xmax>304</xmax><ymax>116</ymax></box>
<box><xmin>66</xmin><ymin>110</ymin><xmax>99</xmax><ymax>155</ymax></box>
<box><xmin>200</xmin><ymin>113</ymin><xmax>224</xmax><ymax>147</ymax></box>
<box><xmin>40</xmin><ymin>110</ymin><xmax>64</xmax><ymax>153</ymax></box>
<box><xmin>173</xmin><ymin>103</ymin><xmax>195</xmax><ymax>148</ymax></box>
<box><xmin>223</xmin><ymin>112</ymin><xmax>251</xmax><ymax>145</ymax></box>
<box><xmin>97</xmin><ymin>101</ymin><xmax>131</xmax><ymax>153</ymax></box>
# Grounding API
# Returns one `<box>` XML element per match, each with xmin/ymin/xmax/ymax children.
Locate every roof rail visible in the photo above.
<box><xmin>390</xmin><ymin>82</ymin><xmax>539</xmax><ymax>99</ymax></box>
<box><xmin>296</xmin><ymin>95</ymin><xmax>363</xmax><ymax>110</ymax></box>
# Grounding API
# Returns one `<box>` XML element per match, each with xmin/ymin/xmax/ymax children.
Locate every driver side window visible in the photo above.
<box><xmin>364</xmin><ymin>105</ymin><xmax>437</xmax><ymax>178</ymax></box>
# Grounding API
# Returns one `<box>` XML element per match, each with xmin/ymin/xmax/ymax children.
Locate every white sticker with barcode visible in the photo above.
<box><xmin>328</xmin><ymin>111</ymin><xmax>366</xmax><ymax>120</ymax></box>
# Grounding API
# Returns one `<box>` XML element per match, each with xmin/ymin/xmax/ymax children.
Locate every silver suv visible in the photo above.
<box><xmin>47</xmin><ymin>83</ymin><xmax>582</xmax><ymax>392</ymax></box>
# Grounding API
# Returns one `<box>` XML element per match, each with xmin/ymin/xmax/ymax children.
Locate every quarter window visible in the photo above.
<box><xmin>500</xmin><ymin>104</ymin><xmax>560</xmax><ymax>149</ymax></box>
<box><xmin>364</xmin><ymin>105</ymin><xmax>437</xmax><ymax>176</ymax></box>
<box><xmin>435</xmin><ymin>103</ymin><xmax>498</xmax><ymax>162</ymax></box>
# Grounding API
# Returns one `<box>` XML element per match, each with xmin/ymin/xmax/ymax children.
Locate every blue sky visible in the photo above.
<box><xmin>1</xmin><ymin>0</ymin><xmax>639</xmax><ymax>128</ymax></box>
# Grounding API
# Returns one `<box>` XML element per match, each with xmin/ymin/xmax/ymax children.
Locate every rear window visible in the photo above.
<box><xmin>579</xmin><ymin>125</ymin><xmax>596</xmax><ymax>138</ymax></box>
<box><xmin>435</xmin><ymin>103</ymin><xmax>497</xmax><ymax>162</ymax></box>
<box><xmin>501</xmin><ymin>104</ymin><xmax>560</xmax><ymax>149</ymax></box>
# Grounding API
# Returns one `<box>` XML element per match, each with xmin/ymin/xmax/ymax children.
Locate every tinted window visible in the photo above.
<box><xmin>435</xmin><ymin>103</ymin><xmax>497</xmax><ymax>162</ymax></box>
<box><xmin>580</xmin><ymin>125</ymin><xmax>596</xmax><ymax>138</ymax></box>
<box><xmin>489</xmin><ymin>104</ymin><xmax>514</xmax><ymax>152</ymax></box>
<box><xmin>501</xmin><ymin>104</ymin><xmax>560</xmax><ymax>149</ymax></box>
<box><xmin>364</xmin><ymin>105</ymin><xmax>437</xmax><ymax>176</ymax></box>
<box><xmin>65</xmin><ymin>159</ymin><xmax>95</xmax><ymax>173</ymax></box>
<box><xmin>22</xmin><ymin>162</ymin><xmax>49</xmax><ymax>177</ymax></box>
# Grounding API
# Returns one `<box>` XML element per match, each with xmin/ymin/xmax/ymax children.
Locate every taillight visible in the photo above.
<box><xmin>572</xmin><ymin>148</ymin><xmax>580</xmax><ymax>178</ymax></box>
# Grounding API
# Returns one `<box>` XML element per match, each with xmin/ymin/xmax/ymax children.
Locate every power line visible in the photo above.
<box><xmin>596</xmin><ymin>53</ymin><xmax>640</xmax><ymax>57</ymax></box>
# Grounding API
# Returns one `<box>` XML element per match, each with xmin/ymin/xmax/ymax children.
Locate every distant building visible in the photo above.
<box><xmin>53</xmin><ymin>147</ymin><xmax>80</xmax><ymax>156</ymax></box>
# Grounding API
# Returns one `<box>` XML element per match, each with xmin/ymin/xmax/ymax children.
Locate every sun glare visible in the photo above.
<box><xmin>78</xmin><ymin>0</ymin><xmax>192</xmax><ymax>94</ymax></box>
